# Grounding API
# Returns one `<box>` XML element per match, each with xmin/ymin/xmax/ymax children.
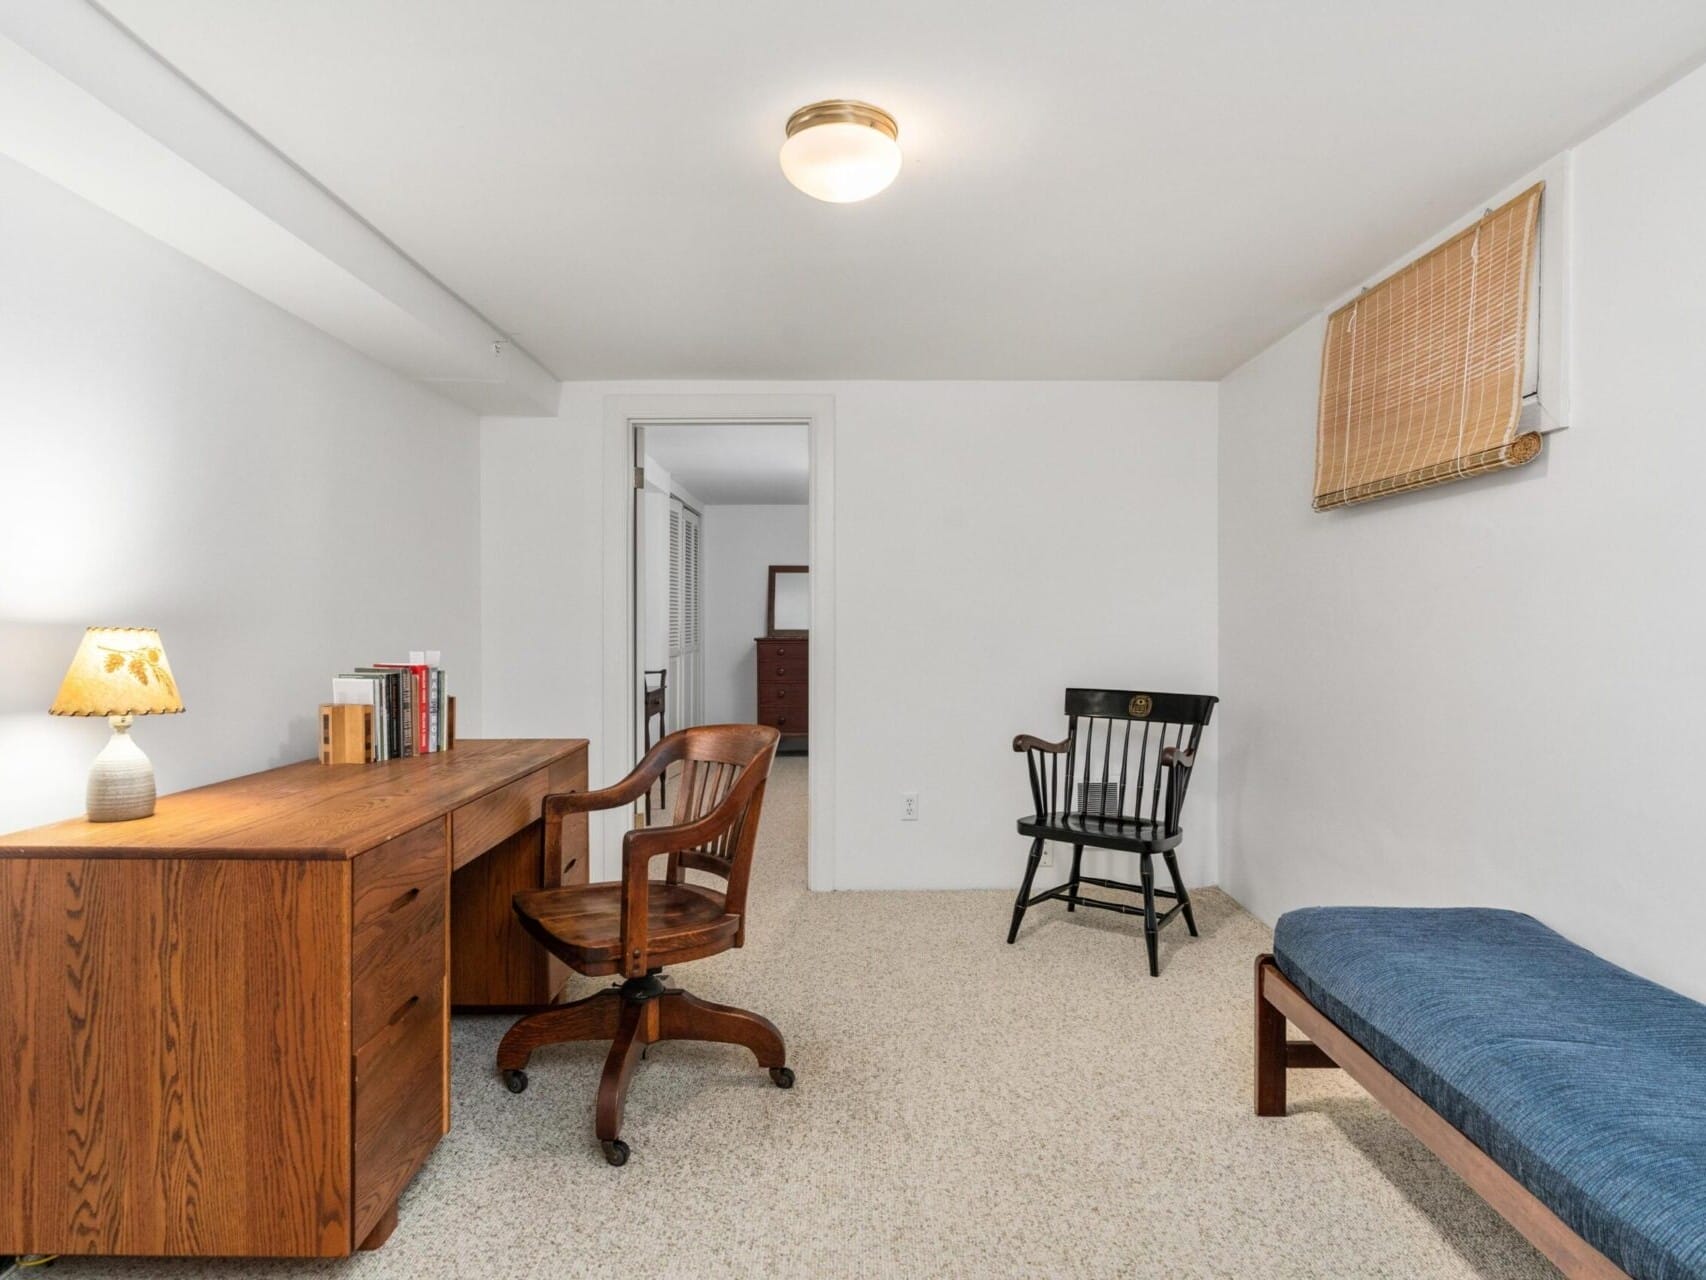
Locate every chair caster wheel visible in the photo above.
<box><xmin>502</xmin><ymin>1069</ymin><xmax>528</xmax><ymax>1094</ymax></box>
<box><xmin>769</xmin><ymin>1066</ymin><xmax>795</xmax><ymax>1089</ymax></box>
<box><xmin>602</xmin><ymin>1139</ymin><xmax>630</xmax><ymax>1167</ymax></box>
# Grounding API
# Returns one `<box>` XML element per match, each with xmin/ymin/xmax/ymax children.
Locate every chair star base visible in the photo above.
<box><xmin>497</xmin><ymin>976</ymin><xmax>790</xmax><ymax>1165</ymax></box>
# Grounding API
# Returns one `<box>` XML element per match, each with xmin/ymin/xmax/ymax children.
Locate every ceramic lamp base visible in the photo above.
<box><xmin>87</xmin><ymin>715</ymin><xmax>156</xmax><ymax>822</ymax></box>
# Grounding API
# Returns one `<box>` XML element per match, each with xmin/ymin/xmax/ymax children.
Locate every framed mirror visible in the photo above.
<box><xmin>767</xmin><ymin>564</ymin><xmax>810</xmax><ymax>638</ymax></box>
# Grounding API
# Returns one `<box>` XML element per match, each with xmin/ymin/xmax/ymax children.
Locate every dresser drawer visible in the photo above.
<box><xmin>352</xmin><ymin>985</ymin><xmax>444</xmax><ymax>1247</ymax></box>
<box><xmin>353</xmin><ymin>919</ymin><xmax>445</xmax><ymax>1052</ymax></box>
<box><xmin>451</xmin><ymin>768</ymin><xmax>548</xmax><ymax>870</ymax></box>
<box><xmin>761</xmin><ymin>660</ymin><xmax>808</xmax><ymax>685</ymax></box>
<box><xmin>352</xmin><ymin>823</ymin><xmax>447</xmax><ymax>1049</ymax></box>
<box><xmin>352</xmin><ymin>825</ymin><xmax>444</xmax><ymax>947</ymax></box>
<box><xmin>758</xmin><ymin>640</ymin><xmax>806</xmax><ymax>664</ymax></box>
<box><xmin>758</xmin><ymin>704</ymin><xmax>808</xmax><ymax>735</ymax></box>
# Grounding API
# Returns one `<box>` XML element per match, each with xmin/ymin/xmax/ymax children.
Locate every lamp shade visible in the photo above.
<box><xmin>50</xmin><ymin>627</ymin><xmax>184</xmax><ymax>717</ymax></box>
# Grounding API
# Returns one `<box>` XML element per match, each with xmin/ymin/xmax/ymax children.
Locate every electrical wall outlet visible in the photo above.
<box><xmin>901</xmin><ymin>791</ymin><xmax>919</xmax><ymax>821</ymax></box>
<box><xmin>1039</xmin><ymin>846</ymin><xmax>1055</xmax><ymax>868</ymax></box>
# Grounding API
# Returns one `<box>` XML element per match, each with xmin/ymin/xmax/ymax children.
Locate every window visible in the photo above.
<box><xmin>1314</xmin><ymin>183</ymin><xmax>1546</xmax><ymax>511</ymax></box>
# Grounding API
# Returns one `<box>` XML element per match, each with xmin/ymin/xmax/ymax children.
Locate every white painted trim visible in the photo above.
<box><xmin>600</xmin><ymin>394</ymin><xmax>836</xmax><ymax>890</ymax></box>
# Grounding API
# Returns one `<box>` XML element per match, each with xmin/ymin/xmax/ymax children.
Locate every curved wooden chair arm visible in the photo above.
<box><xmin>621</xmin><ymin>763</ymin><xmax>768</xmax><ymax>867</ymax></box>
<box><xmin>544</xmin><ymin>738</ymin><xmax>675</xmax><ymax>817</ymax></box>
<box><xmin>614</xmin><ymin>731</ymin><xmax>779</xmax><ymax>976</ymax></box>
<box><xmin>1159</xmin><ymin>747</ymin><xmax>1197</xmax><ymax>769</ymax></box>
<box><xmin>1013</xmin><ymin>733</ymin><xmax>1069</xmax><ymax>754</ymax></box>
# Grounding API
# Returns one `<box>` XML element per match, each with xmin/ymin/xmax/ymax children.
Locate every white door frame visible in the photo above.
<box><xmin>600</xmin><ymin>393</ymin><xmax>836</xmax><ymax>890</ymax></box>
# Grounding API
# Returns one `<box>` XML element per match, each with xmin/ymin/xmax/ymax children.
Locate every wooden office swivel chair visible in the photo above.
<box><xmin>1008</xmin><ymin>689</ymin><xmax>1217</xmax><ymax>976</ymax></box>
<box><xmin>497</xmin><ymin>723</ymin><xmax>790</xmax><ymax>1166</ymax></box>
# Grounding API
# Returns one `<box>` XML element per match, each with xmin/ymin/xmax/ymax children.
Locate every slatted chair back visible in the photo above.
<box><xmin>1022</xmin><ymin>689</ymin><xmax>1217</xmax><ymax>836</ymax></box>
<box><xmin>657</xmin><ymin>723</ymin><xmax>779</xmax><ymax>922</ymax></box>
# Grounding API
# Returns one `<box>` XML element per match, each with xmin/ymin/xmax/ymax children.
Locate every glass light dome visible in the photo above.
<box><xmin>779</xmin><ymin>100</ymin><xmax>901</xmax><ymax>204</ymax></box>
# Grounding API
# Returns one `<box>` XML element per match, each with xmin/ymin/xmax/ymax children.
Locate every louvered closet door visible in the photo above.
<box><xmin>667</xmin><ymin>501</ymin><xmax>683</xmax><ymax>655</ymax></box>
<box><xmin>667</xmin><ymin>499</ymin><xmax>704</xmax><ymax>730</ymax></box>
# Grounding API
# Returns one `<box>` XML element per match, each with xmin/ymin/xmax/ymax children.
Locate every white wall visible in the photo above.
<box><xmin>701</xmin><ymin>504</ymin><xmax>808</xmax><ymax>725</ymax></box>
<box><xmin>482</xmin><ymin>380</ymin><xmax>1219</xmax><ymax>891</ymax></box>
<box><xmin>1218</xmin><ymin>62</ymin><xmax>1706</xmax><ymax>1000</ymax></box>
<box><xmin>0</xmin><ymin>157</ymin><xmax>483</xmax><ymax>834</ymax></box>
<box><xmin>479</xmin><ymin>414</ymin><xmax>602</xmax><ymax>739</ymax></box>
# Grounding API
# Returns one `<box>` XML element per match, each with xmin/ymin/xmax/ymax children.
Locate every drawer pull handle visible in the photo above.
<box><xmin>387</xmin><ymin>887</ymin><xmax>421</xmax><ymax>914</ymax></box>
<box><xmin>387</xmin><ymin>995</ymin><xmax>421</xmax><ymax>1027</ymax></box>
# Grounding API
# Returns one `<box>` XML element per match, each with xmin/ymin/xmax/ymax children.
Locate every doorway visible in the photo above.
<box><xmin>601</xmin><ymin>395</ymin><xmax>835</xmax><ymax>891</ymax></box>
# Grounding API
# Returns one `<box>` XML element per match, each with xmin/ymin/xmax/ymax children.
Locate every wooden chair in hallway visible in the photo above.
<box><xmin>497</xmin><ymin>723</ymin><xmax>791</xmax><ymax>1166</ymax></box>
<box><xmin>1008</xmin><ymin>689</ymin><xmax>1217</xmax><ymax>976</ymax></box>
<box><xmin>641</xmin><ymin>668</ymin><xmax>667</xmax><ymax>822</ymax></box>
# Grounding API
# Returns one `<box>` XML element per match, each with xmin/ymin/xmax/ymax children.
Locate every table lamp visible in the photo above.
<box><xmin>50</xmin><ymin>626</ymin><xmax>184</xmax><ymax>822</ymax></box>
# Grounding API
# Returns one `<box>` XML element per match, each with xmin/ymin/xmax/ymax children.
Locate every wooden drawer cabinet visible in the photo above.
<box><xmin>755</xmin><ymin>636</ymin><xmax>808</xmax><ymax>746</ymax></box>
<box><xmin>0</xmin><ymin>738</ymin><xmax>589</xmax><ymax>1259</ymax></box>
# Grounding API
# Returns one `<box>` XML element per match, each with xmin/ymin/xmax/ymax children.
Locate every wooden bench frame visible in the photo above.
<box><xmin>1254</xmin><ymin>954</ymin><xmax>1629</xmax><ymax>1280</ymax></box>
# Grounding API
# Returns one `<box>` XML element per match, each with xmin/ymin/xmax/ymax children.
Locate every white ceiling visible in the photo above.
<box><xmin>645</xmin><ymin>423</ymin><xmax>808</xmax><ymax>505</ymax></box>
<box><xmin>101</xmin><ymin>1</ymin><xmax>1706</xmax><ymax>381</ymax></box>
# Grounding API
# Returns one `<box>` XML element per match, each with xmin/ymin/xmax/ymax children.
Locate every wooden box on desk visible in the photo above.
<box><xmin>0</xmin><ymin>737</ymin><xmax>587</xmax><ymax>1259</ymax></box>
<box><xmin>319</xmin><ymin>702</ymin><xmax>373</xmax><ymax>762</ymax></box>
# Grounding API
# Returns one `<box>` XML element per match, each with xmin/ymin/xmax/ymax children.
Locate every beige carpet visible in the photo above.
<box><xmin>58</xmin><ymin>757</ymin><xmax>1554</xmax><ymax>1279</ymax></box>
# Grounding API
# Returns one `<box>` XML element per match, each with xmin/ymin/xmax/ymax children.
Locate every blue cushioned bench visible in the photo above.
<box><xmin>1255</xmin><ymin>908</ymin><xmax>1706</xmax><ymax>1280</ymax></box>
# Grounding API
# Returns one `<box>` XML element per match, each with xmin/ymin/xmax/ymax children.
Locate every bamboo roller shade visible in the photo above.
<box><xmin>1314</xmin><ymin>183</ymin><xmax>1545</xmax><ymax>511</ymax></box>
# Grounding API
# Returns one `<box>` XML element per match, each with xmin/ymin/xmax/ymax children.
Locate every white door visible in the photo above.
<box><xmin>668</xmin><ymin>498</ymin><xmax>704</xmax><ymax>729</ymax></box>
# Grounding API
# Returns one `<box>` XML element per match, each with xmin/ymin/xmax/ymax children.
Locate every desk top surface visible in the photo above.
<box><xmin>0</xmin><ymin>738</ymin><xmax>588</xmax><ymax>861</ymax></box>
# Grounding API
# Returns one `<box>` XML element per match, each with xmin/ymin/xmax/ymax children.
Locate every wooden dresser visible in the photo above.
<box><xmin>755</xmin><ymin>635</ymin><xmax>807</xmax><ymax>747</ymax></box>
<box><xmin>0</xmin><ymin>738</ymin><xmax>587</xmax><ymax>1259</ymax></box>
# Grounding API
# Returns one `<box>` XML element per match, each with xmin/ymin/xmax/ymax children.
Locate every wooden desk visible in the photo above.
<box><xmin>0</xmin><ymin>738</ymin><xmax>588</xmax><ymax>1259</ymax></box>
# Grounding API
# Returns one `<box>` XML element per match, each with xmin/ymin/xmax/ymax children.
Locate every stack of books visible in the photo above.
<box><xmin>330</xmin><ymin>650</ymin><xmax>449</xmax><ymax>760</ymax></box>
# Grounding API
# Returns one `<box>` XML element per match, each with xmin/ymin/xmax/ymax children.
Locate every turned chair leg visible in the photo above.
<box><xmin>1066</xmin><ymin>843</ymin><xmax>1085</xmax><ymax>912</ymax></box>
<box><xmin>1140</xmin><ymin>852</ymin><xmax>1160</xmax><ymax>977</ymax></box>
<box><xmin>1007</xmin><ymin>837</ymin><xmax>1046</xmax><ymax>943</ymax></box>
<box><xmin>1162</xmin><ymin>849</ymin><xmax>1197</xmax><ymax>937</ymax></box>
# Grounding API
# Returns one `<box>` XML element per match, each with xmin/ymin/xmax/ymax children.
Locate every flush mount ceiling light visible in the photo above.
<box><xmin>779</xmin><ymin>99</ymin><xmax>901</xmax><ymax>203</ymax></box>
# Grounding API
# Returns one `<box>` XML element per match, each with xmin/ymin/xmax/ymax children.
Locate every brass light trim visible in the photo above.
<box><xmin>785</xmin><ymin>99</ymin><xmax>898</xmax><ymax>143</ymax></box>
